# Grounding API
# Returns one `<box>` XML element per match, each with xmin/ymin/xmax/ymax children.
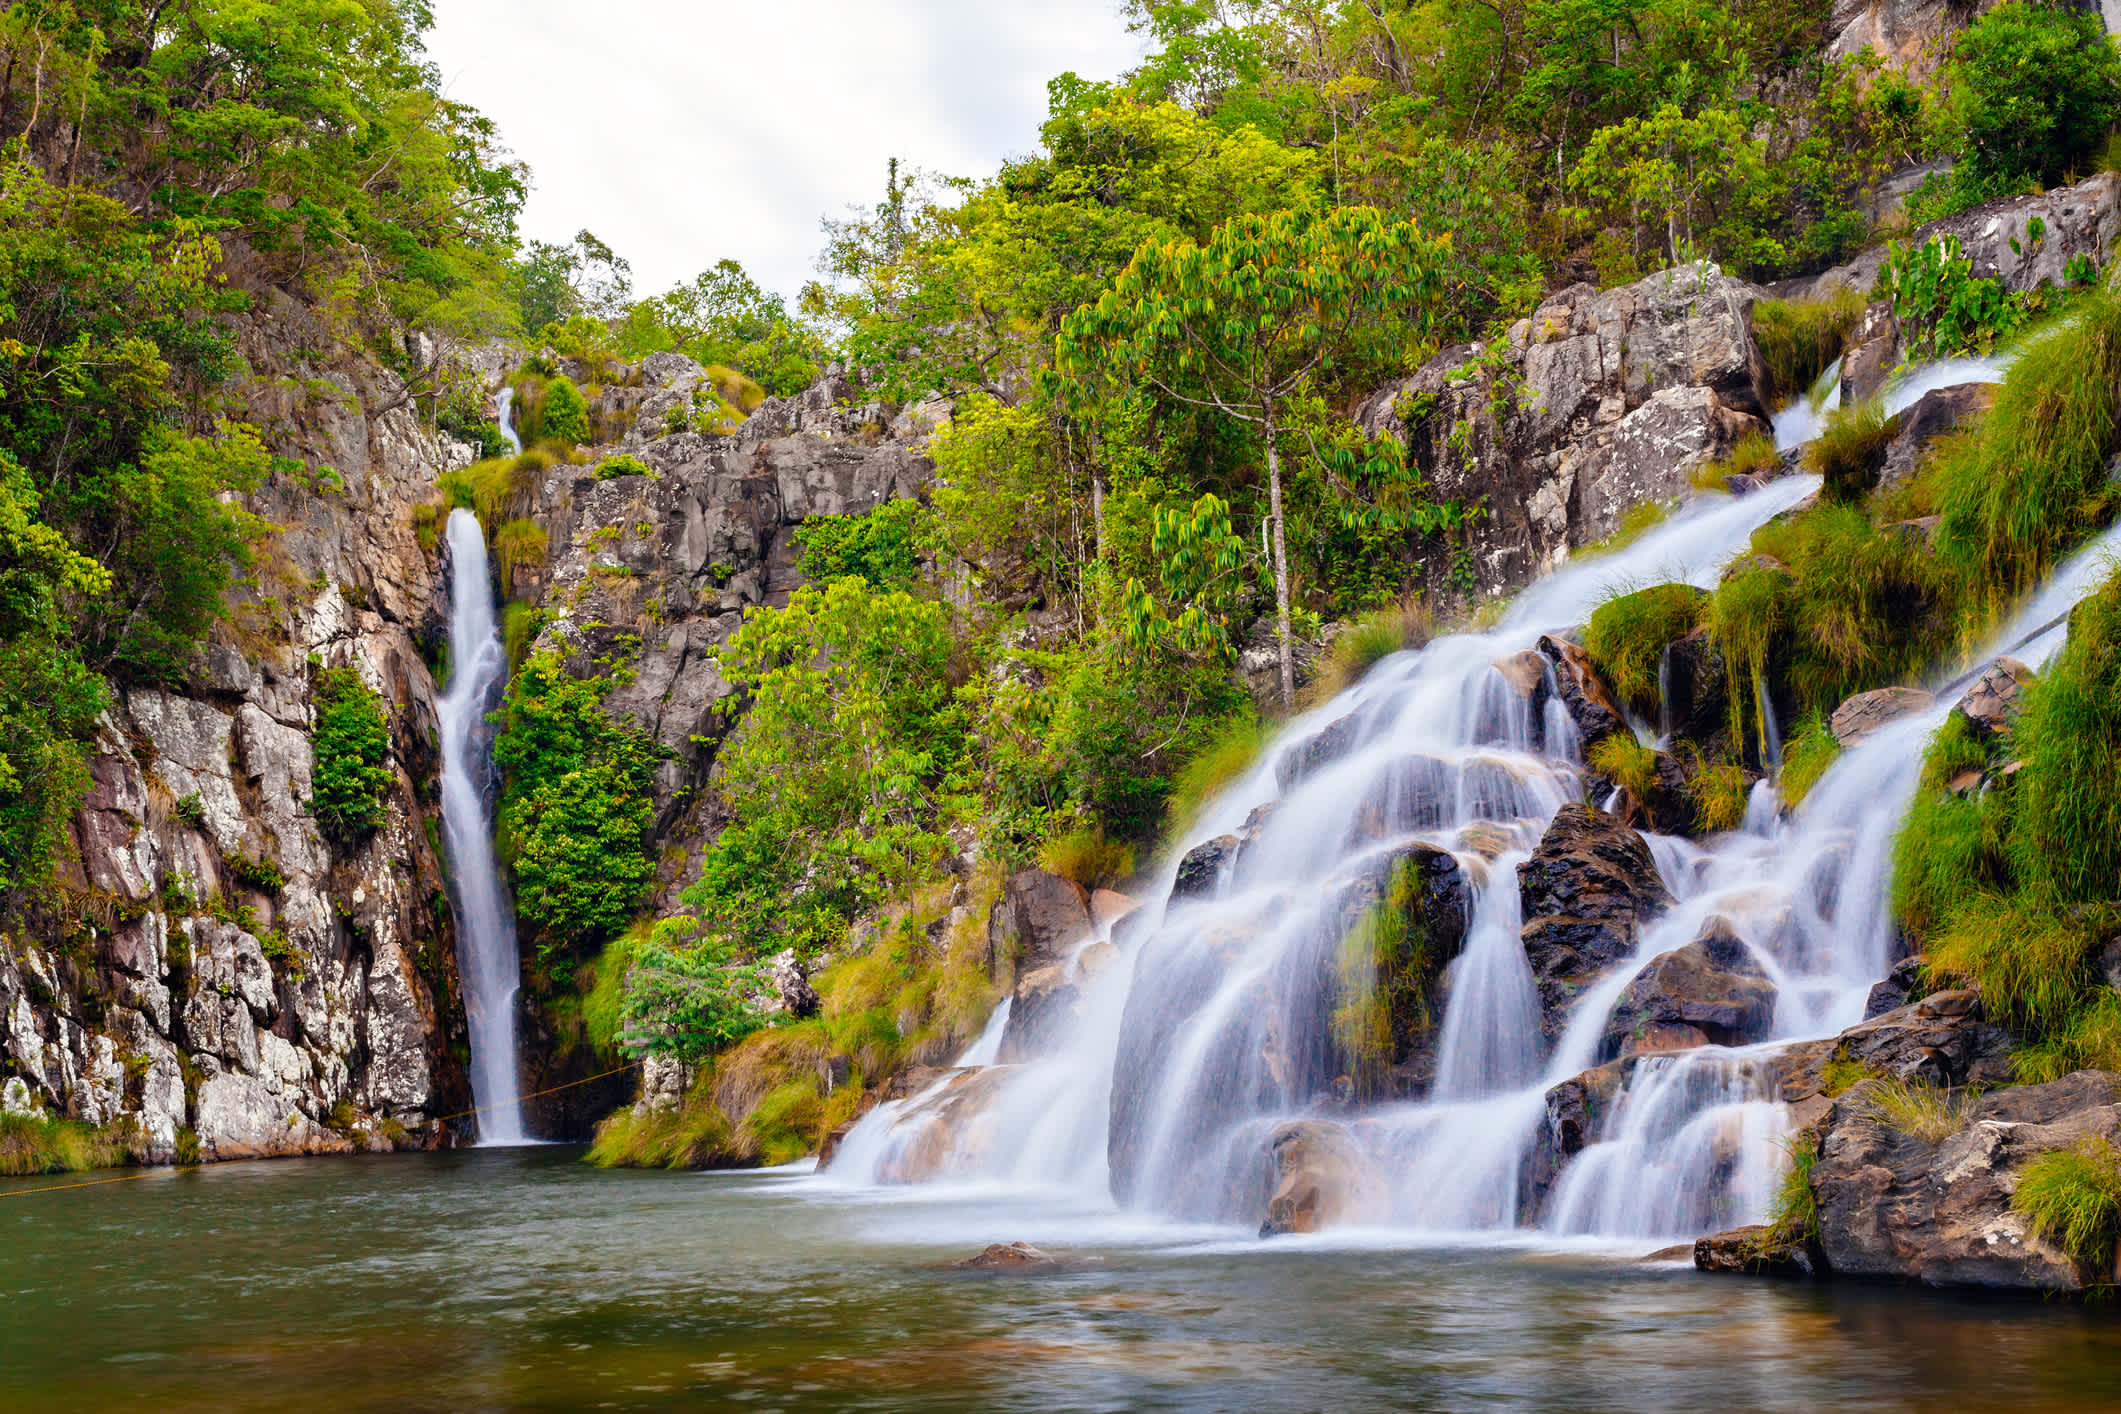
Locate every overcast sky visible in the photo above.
<box><xmin>424</xmin><ymin>1</ymin><xmax>1145</xmax><ymax>303</ymax></box>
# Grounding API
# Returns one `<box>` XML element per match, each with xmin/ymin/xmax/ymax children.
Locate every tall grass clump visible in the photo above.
<box><xmin>1926</xmin><ymin>894</ymin><xmax>2098</xmax><ymax>1035</ymax></box>
<box><xmin>1752</xmin><ymin>290</ymin><xmax>1865</xmax><ymax>407</ymax></box>
<box><xmin>1312</xmin><ymin>596</ymin><xmax>1433</xmax><ymax>702</ymax></box>
<box><xmin>1167</xmin><ymin>707</ymin><xmax>1270</xmax><ymax>830</ymax></box>
<box><xmin>439</xmin><ymin>449</ymin><xmax>552</xmax><ymax>533</ymax></box>
<box><xmin>1687</xmin><ymin>751</ymin><xmax>1753</xmax><ymax>834</ymax></box>
<box><xmin>0</xmin><ymin>1111</ymin><xmax>130</xmax><ymax>1175</ymax></box>
<box><xmin>493</xmin><ymin>518</ymin><xmax>547</xmax><ymax>597</ymax></box>
<box><xmin>1860</xmin><ymin>1077</ymin><xmax>1972</xmax><ymax>1144</ymax></box>
<box><xmin>2006</xmin><ymin>571</ymin><xmax>2121</xmax><ymax>904</ymax></box>
<box><xmin>1038</xmin><ymin>826</ymin><xmax>1135</xmax><ymax>890</ymax></box>
<box><xmin>1583</xmin><ymin>583</ymin><xmax>1705</xmax><ymax>714</ymax></box>
<box><xmin>2013</xmin><ymin>1136</ymin><xmax>2121</xmax><ymax>1280</ymax></box>
<box><xmin>1692</xmin><ymin>431</ymin><xmax>1784</xmax><ymax>492</ymax></box>
<box><xmin>1892</xmin><ymin>714</ymin><xmax>2006</xmax><ymax>933</ymax></box>
<box><xmin>1587</xmin><ymin>733</ymin><xmax>1659</xmax><ymax>802</ymax></box>
<box><xmin>1777</xmin><ymin>712</ymin><xmax>1840</xmax><ymax>809</ymax></box>
<box><xmin>1766</xmin><ymin>1133</ymin><xmax>1821</xmax><ymax>1245</ymax></box>
<box><xmin>1932</xmin><ymin>292</ymin><xmax>2121</xmax><ymax>597</ymax></box>
<box><xmin>1807</xmin><ymin>400</ymin><xmax>1898</xmax><ymax>503</ymax></box>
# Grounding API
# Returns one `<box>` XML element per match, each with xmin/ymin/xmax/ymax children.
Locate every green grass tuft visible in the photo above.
<box><xmin>1037</xmin><ymin>826</ymin><xmax>1135</xmax><ymax>890</ymax></box>
<box><xmin>1752</xmin><ymin>290</ymin><xmax>1866</xmax><ymax>408</ymax></box>
<box><xmin>1860</xmin><ymin>1077</ymin><xmax>1971</xmax><ymax>1144</ymax></box>
<box><xmin>1926</xmin><ymin>894</ymin><xmax>2098</xmax><ymax>1035</ymax></box>
<box><xmin>1806</xmin><ymin>399</ymin><xmax>1898</xmax><ymax>504</ymax></box>
<box><xmin>1311</xmin><ymin>597</ymin><xmax>1433</xmax><ymax>703</ymax></box>
<box><xmin>1778</xmin><ymin>711</ymin><xmax>1840</xmax><ymax>809</ymax></box>
<box><xmin>1588</xmin><ymin>732</ymin><xmax>1660</xmax><ymax>802</ymax></box>
<box><xmin>1583</xmin><ymin>583</ymin><xmax>1705</xmax><ymax>715</ymax></box>
<box><xmin>1167</xmin><ymin>707</ymin><xmax>1271</xmax><ymax>832</ymax></box>
<box><xmin>1687</xmin><ymin>752</ymin><xmax>1753</xmax><ymax>834</ymax></box>
<box><xmin>1767</xmin><ymin>1133</ymin><xmax>1821</xmax><ymax>1245</ymax></box>
<box><xmin>2013</xmin><ymin>1136</ymin><xmax>2121</xmax><ymax>1279</ymax></box>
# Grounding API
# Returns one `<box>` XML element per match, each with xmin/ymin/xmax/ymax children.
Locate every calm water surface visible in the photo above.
<box><xmin>2</xmin><ymin>1147</ymin><xmax>2118</xmax><ymax>1412</ymax></box>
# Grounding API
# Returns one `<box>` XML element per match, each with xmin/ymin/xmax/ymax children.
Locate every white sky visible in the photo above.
<box><xmin>424</xmin><ymin>1</ymin><xmax>1146</xmax><ymax>303</ymax></box>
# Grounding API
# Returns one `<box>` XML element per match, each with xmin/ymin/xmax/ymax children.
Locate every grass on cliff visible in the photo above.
<box><xmin>1691</xmin><ymin>431</ymin><xmax>1783</xmax><ymax>492</ymax></box>
<box><xmin>440</xmin><ymin>450</ymin><xmax>553</xmax><ymax>533</ymax></box>
<box><xmin>1807</xmin><ymin>400</ymin><xmax>1897</xmax><ymax>504</ymax></box>
<box><xmin>1587</xmin><ymin>733</ymin><xmax>1658</xmax><ymax>802</ymax></box>
<box><xmin>1167</xmin><ymin>707</ymin><xmax>1270</xmax><ymax>831</ymax></box>
<box><xmin>1766</xmin><ymin>1133</ymin><xmax>1821</xmax><ymax>1245</ymax></box>
<box><xmin>2014</xmin><ymin>1136</ymin><xmax>2121</xmax><ymax>1279</ymax></box>
<box><xmin>1311</xmin><ymin>596</ymin><xmax>1434</xmax><ymax>703</ymax></box>
<box><xmin>1777</xmin><ymin>712</ymin><xmax>1840</xmax><ymax>809</ymax></box>
<box><xmin>1860</xmin><ymin>1078</ymin><xmax>1971</xmax><ymax>1145</ymax></box>
<box><xmin>1752</xmin><ymin>290</ymin><xmax>1865</xmax><ymax>408</ymax></box>
<box><xmin>1038</xmin><ymin>826</ymin><xmax>1135</xmax><ymax>891</ymax></box>
<box><xmin>1583</xmin><ymin>583</ymin><xmax>1704</xmax><ymax>714</ymax></box>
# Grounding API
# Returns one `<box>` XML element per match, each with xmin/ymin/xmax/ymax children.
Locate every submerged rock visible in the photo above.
<box><xmin>951</xmin><ymin>1241</ymin><xmax>1097</xmax><ymax>1271</ymax></box>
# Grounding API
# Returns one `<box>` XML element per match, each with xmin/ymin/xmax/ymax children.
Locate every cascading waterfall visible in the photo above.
<box><xmin>496</xmin><ymin>385</ymin><xmax>523</xmax><ymax>456</ymax></box>
<box><xmin>438</xmin><ymin>506</ymin><xmax>527</xmax><ymax>1144</ymax></box>
<box><xmin>823</xmin><ymin>345</ymin><xmax>2117</xmax><ymax>1245</ymax></box>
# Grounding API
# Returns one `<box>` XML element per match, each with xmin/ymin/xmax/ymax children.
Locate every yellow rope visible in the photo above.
<box><xmin>0</xmin><ymin>1060</ymin><xmax>644</xmax><ymax>1199</ymax></box>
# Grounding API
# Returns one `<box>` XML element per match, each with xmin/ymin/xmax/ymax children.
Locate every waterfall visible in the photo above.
<box><xmin>820</xmin><ymin>353</ymin><xmax>2121</xmax><ymax>1243</ymax></box>
<box><xmin>496</xmin><ymin>386</ymin><xmax>522</xmax><ymax>456</ymax></box>
<box><xmin>438</xmin><ymin>508</ymin><xmax>527</xmax><ymax>1144</ymax></box>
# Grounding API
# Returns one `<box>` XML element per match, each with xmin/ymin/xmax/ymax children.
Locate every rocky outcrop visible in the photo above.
<box><xmin>1954</xmin><ymin>657</ymin><xmax>2032</xmax><ymax>740</ymax></box>
<box><xmin>1519</xmin><ymin>805</ymin><xmax>1674</xmax><ymax>1039</ymax></box>
<box><xmin>1357</xmin><ymin>263</ymin><xmax>1772</xmax><ymax>603</ymax></box>
<box><xmin>1810</xmin><ymin>1071</ymin><xmax>2121</xmax><ymax>1291</ymax></box>
<box><xmin>1537</xmin><ymin>635</ymin><xmax>1628</xmax><ymax>748</ymax></box>
<box><xmin>1599</xmin><ymin>921</ymin><xmax>1778</xmax><ymax>1061</ymax></box>
<box><xmin>996</xmin><ymin>941</ymin><xmax>1117</xmax><ymax>1064</ymax></box>
<box><xmin>1829</xmin><ymin>686</ymin><xmax>1936</xmax><ymax>747</ymax></box>
<box><xmin>987</xmin><ymin>870</ymin><xmax>1093</xmax><ymax>981</ymax></box>
<box><xmin>1880</xmin><ymin>383</ymin><xmax>1994</xmax><ymax>489</ymax></box>
<box><xmin>1826</xmin><ymin>0</ymin><xmax>2002</xmax><ymax>82</ymax></box>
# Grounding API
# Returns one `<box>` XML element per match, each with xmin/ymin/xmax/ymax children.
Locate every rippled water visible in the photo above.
<box><xmin>4</xmin><ymin>1150</ymin><xmax>2118</xmax><ymax>1412</ymax></box>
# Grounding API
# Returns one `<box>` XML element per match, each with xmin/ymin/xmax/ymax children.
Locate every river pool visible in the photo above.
<box><xmin>3</xmin><ymin>1146</ymin><xmax>2117</xmax><ymax>1412</ymax></box>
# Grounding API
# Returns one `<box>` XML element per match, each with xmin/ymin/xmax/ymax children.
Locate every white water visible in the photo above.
<box><xmin>822</xmin><ymin>345</ymin><xmax>2119</xmax><ymax>1246</ymax></box>
<box><xmin>496</xmin><ymin>386</ymin><xmax>523</xmax><ymax>456</ymax></box>
<box><xmin>438</xmin><ymin>508</ymin><xmax>527</xmax><ymax>1144</ymax></box>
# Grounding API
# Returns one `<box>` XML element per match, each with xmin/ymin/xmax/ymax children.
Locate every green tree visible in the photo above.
<box><xmin>1057</xmin><ymin>204</ymin><xmax>1445</xmax><ymax>710</ymax></box>
<box><xmin>309</xmin><ymin>667</ymin><xmax>393</xmax><ymax>845</ymax></box>
<box><xmin>1951</xmin><ymin>1</ymin><xmax>2121</xmax><ymax>192</ymax></box>
<box><xmin>539</xmin><ymin>377</ymin><xmax>590</xmax><ymax>447</ymax></box>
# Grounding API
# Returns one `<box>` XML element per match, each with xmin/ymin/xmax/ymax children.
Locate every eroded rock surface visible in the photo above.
<box><xmin>1519</xmin><ymin>805</ymin><xmax>1674</xmax><ymax>1039</ymax></box>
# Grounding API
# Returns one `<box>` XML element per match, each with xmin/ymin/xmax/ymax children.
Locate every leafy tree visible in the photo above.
<box><xmin>1057</xmin><ymin>204</ymin><xmax>1445</xmax><ymax>710</ymax></box>
<box><xmin>510</xmin><ymin>230</ymin><xmax>632</xmax><ymax>335</ymax></box>
<box><xmin>309</xmin><ymin>667</ymin><xmax>393</xmax><ymax>845</ymax></box>
<box><xmin>1951</xmin><ymin>1</ymin><xmax>2121</xmax><ymax>192</ymax></box>
<box><xmin>793</xmin><ymin>500</ymin><xmax>926</xmax><ymax>590</ymax></box>
<box><xmin>617</xmin><ymin>259</ymin><xmax>828</xmax><ymax>397</ymax></box>
<box><xmin>539</xmin><ymin>377</ymin><xmax>591</xmax><ymax>447</ymax></box>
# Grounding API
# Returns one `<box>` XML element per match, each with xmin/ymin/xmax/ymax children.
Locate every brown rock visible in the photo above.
<box><xmin>1519</xmin><ymin>804</ymin><xmax>1673</xmax><ymax>1039</ymax></box>
<box><xmin>1537</xmin><ymin>635</ymin><xmax>1628</xmax><ymax>749</ymax></box>
<box><xmin>1259</xmin><ymin>1120</ymin><xmax>1387</xmax><ymax>1236</ymax></box>
<box><xmin>1953</xmin><ymin>656</ymin><xmax>2032</xmax><ymax>741</ymax></box>
<box><xmin>1089</xmin><ymin>889</ymin><xmax>1139</xmax><ymax>933</ymax></box>
<box><xmin>988</xmin><ymin>869</ymin><xmax>1091</xmax><ymax>978</ymax></box>
<box><xmin>1829</xmin><ymin>686</ymin><xmax>1935</xmax><ymax>747</ymax></box>
<box><xmin>1695</xmin><ymin>1224</ymin><xmax>1816</xmax><ymax>1277</ymax></box>
<box><xmin>1880</xmin><ymin>382</ymin><xmax>1995</xmax><ymax>488</ymax></box>
<box><xmin>1600</xmin><ymin>918</ymin><xmax>1778</xmax><ymax>1062</ymax></box>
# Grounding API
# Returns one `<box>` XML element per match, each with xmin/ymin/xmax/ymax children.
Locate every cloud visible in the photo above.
<box><xmin>423</xmin><ymin>1</ymin><xmax>1144</xmax><ymax>301</ymax></box>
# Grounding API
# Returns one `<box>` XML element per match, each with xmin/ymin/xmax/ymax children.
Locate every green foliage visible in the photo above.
<box><xmin>492</xmin><ymin>653</ymin><xmax>663</xmax><ymax>961</ymax></box>
<box><xmin>1767</xmin><ymin>1134</ymin><xmax>1821</xmax><ymax>1246</ymax></box>
<box><xmin>1753</xmin><ymin>294</ymin><xmax>1866</xmax><ymax>410</ymax></box>
<box><xmin>1688</xmin><ymin>753</ymin><xmax>1754</xmax><ymax>834</ymax></box>
<box><xmin>1584</xmin><ymin>583</ymin><xmax>1704</xmax><ymax>714</ymax></box>
<box><xmin>1778</xmin><ymin>712</ymin><xmax>1840</xmax><ymax>809</ymax></box>
<box><xmin>615</xmin><ymin>259</ymin><xmax>828</xmax><ymax>398</ymax></box>
<box><xmin>2014</xmin><ymin>1136</ymin><xmax>2121</xmax><ymax>1279</ymax></box>
<box><xmin>1165</xmin><ymin>706</ymin><xmax>1269</xmax><ymax>832</ymax></box>
<box><xmin>0</xmin><ymin>1109</ymin><xmax>134</xmax><ymax>1176</ymax></box>
<box><xmin>1928</xmin><ymin>894</ymin><xmax>2098</xmax><ymax>1035</ymax></box>
<box><xmin>620</xmin><ymin>926</ymin><xmax>768</xmax><ymax>1061</ymax></box>
<box><xmin>309</xmin><ymin>667</ymin><xmax>393</xmax><ymax>846</ymax></box>
<box><xmin>1875</xmin><ymin>234</ymin><xmax>2032</xmax><ymax>361</ymax></box>
<box><xmin>491</xmin><ymin>518</ymin><xmax>546</xmax><ymax>598</ymax></box>
<box><xmin>1931</xmin><ymin>294</ymin><xmax>2121</xmax><ymax>596</ymax></box>
<box><xmin>1861</xmin><ymin>1077</ymin><xmax>1972</xmax><ymax>1144</ymax></box>
<box><xmin>595</xmin><ymin>453</ymin><xmax>652</xmax><ymax>481</ymax></box>
<box><xmin>1807</xmin><ymin>400</ymin><xmax>1898</xmax><ymax>504</ymax></box>
<box><xmin>439</xmin><ymin>450</ymin><xmax>550</xmax><ymax>534</ymax></box>
<box><xmin>793</xmin><ymin>500</ymin><xmax>926</xmax><ymax>591</ymax></box>
<box><xmin>2006</xmin><ymin>572</ymin><xmax>2121</xmax><ymax>904</ymax></box>
<box><xmin>1894</xmin><ymin>715</ymin><xmax>2007</xmax><ymax>934</ymax></box>
<box><xmin>1951</xmin><ymin>1</ymin><xmax>2121</xmax><ymax>193</ymax></box>
<box><xmin>539</xmin><ymin>377</ymin><xmax>590</xmax><ymax>447</ymax></box>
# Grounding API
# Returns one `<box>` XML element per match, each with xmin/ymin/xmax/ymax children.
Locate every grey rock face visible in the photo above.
<box><xmin>1356</xmin><ymin>262</ymin><xmax>1772</xmax><ymax>604</ymax></box>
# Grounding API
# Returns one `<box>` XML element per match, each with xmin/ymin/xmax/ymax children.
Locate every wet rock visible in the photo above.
<box><xmin>1661</xmin><ymin>627</ymin><xmax>1730</xmax><ymax>746</ymax></box>
<box><xmin>1812</xmin><ymin>1071</ymin><xmax>2121</xmax><ymax>1291</ymax></box>
<box><xmin>1829</xmin><ymin>686</ymin><xmax>1935</xmax><ymax>747</ymax></box>
<box><xmin>1519</xmin><ymin>805</ymin><xmax>1674</xmax><ymax>1040</ymax></box>
<box><xmin>871</xmin><ymin>1066</ymin><xmax>1020</xmax><ymax>1184</ymax></box>
<box><xmin>988</xmin><ymin>869</ymin><xmax>1092</xmax><ymax>979</ymax></box>
<box><xmin>1537</xmin><ymin>636</ymin><xmax>1627</xmax><ymax>748</ymax></box>
<box><xmin>997</xmin><ymin>942</ymin><xmax>1117</xmax><ymax>1064</ymax></box>
<box><xmin>1089</xmin><ymin>889</ymin><xmax>1139</xmax><ymax>933</ymax></box>
<box><xmin>1276</xmin><ymin>712</ymin><xmax>1363</xmax><ymax>790</ymax></box>
<box><xmin>1523</xmin><ymin>1059</ymin><xmax>1631</xmax><ymax>1220</ymax></box>
<box><xmin>1695</xmin><ymin>1225</ymin><xmax>1817</xmax><ymax>1278</ymax></box>
<box><xmin>1880</xmin><ymin>383</ymin><xmax>1994</xmax><ymax>489</ymax></box>
<box><xmin>1259</xmin><ymin>1120</ymin><xmax>1387</xmax><ymax>1236</ymax></box>
<box><xmin>1599</xmin><ymin>919</ymin><xmax>1778</xmax><ymax>1062</ymax></box>
<box><xmin>1836</xmin><ymin>989</ymin><xmax>2014</xmax><ymax>1089</ymax></box>
<box><xmin>954</xmin><ymin>1242</ymin><xmax>1063</xmax><ymax>1270</ymax></box>
<box><xmin>1170</xmin><ymin>835</ymin><xmax>1240</xmax><ymax>904</ymax></box>
<box><xmin>1863</xmin><ymin>954</ymin><xmax>1930</xmax><ymax>1021</ymax></box>
<box><xmin>1838</xmin><ymin>305</ymin><xmax>1899</xmax><ymax>405</ymax></box>
<box><xmin>1953</xmin><ymin>657</ymin><xmax>2032</xmax><ymax>741</ymax></box>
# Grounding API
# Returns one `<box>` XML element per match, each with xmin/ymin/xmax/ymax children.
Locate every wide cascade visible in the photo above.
<box><xmin>438</xmin><ymin>500</ymin><xmax>527</xmax><ymax>1144</ymax></box>
<box><xmin>825</xmin><ymin>350</ymin><xmax>2121</xmax><ymax>1243</ymax></box>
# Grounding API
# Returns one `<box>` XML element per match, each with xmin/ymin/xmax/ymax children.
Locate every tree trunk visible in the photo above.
<box><xmin>1266</xmin><ymin>413</ymin><xmax>1295</xmax><ymax>716</ymax></box>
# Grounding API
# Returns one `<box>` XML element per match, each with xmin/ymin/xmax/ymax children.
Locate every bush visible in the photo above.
<box><xmin>1875</xmin><ymin>234</ymin><xmax>2028</xmax><ymax>361</ymax></box>
<box><xmin>310</xmin><ymin>667</ymin><xmax>393</xmax><ymax>845</ymax></box>
<box><xmin>596</xmin><ymin>453</ymin><xmax>652</xmax><ymax>480</ymax></box>
<box><xmin>1583</xmin><ymin>583</ymin><xmax>1705</xmax><ymax>715</ymax></box>
<box><xmin>2013</xmin><ymin>1136</ymin><xmax>2121</xmax><ymax>1278</ymax></box>
<box><xmin>793</xmin><ymin>500</ymin><xmax>926</xmax><ymax>590</ymax></box>
<box><xmin>1752</xmin><ymin>291</ymin><xmax>1865</xmax><ymax>407</ymax></box>
<box><xmin>1952</xmin><ymin>0</ymin><xmax>2121</xmax><ymax>192</ymax></box>
<box><xmin>1588</xmin><ymin>733</ymin><xmax>1658</xmax><ymax>802</ymax></box>
<box><xmin>540</xmin><ymin>376</ymin><xmax>590</xmax><ymax>446</ymax></box>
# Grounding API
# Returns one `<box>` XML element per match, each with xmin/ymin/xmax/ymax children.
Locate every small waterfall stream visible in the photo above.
<box><xmin>438</xmin><ymin>506</ymin><xmax>526</xmax><ymax>1144</ymax></box>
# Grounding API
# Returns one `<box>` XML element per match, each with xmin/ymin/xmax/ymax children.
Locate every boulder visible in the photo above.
<box><xmin>1089</xmin><ymin>889</ymin><xmax>1139</xmax><ymax>933</ymax></box>
<box><xmin>996</xmin><ymin>941</ymin><xmax>1117</xmax><ymax>1065</ymax></box>
<box><xmin>1953</xmin><ymin>657</ymin><xmax>2032</xmax><ymax>741</ymax></box>
<box><xmin>952</xmin><ymin>1242</ymin><xmax>1083</xmax><ymax>1271</ymax></box>
<box><xmin>1519</xmin><ymin>804</ymin><xmax>1674</xmax><ymax>1039</ymax></box>
<box><xmin>1536</xmin><ymin>635</ymin><xmax>1628</xmax><ymax>749</ymax></box>
<box><xmin>1170</xmin><ymin>834</ymin><xmax>1239</xmax><ymax>903</ymax></box>
<box><xmin>1862</xmin><ymin>954</ymin><xmax>1929</xmax><ymax>1021</ymax></box>
<box><xmin>1276</xmin><ymin>712</ymin><xmax>1363</xmax><ymax>790</ymax></box>
<box><xmin>987</xmin><ymin>869</ymin><xmax>1092</xmax><ymax>978</ymax></box>
<box><xmin>1879</xmin><ymin>383</ymin><xmax>1995</xmax><ymax>489</ymax></box>
<box><xmin>1598</xmin><ymin>919</ymin><xmax>1778</xmax><ymax>1061</ymax></box>
<box><xmin>1258</xmin><ymin>1120</ymin><xmax>1388</xmax><ymax>1236</ymax></box>
<box><xmin>1522</xmin><ymin>1058</ymin><xmax>1632</xmax><ymax>1220</ymax></box>
<box><xmin>763</xmin><ymin>949</ymin><xmax>819</xmax><ymax>1019</ymax></box>
<box><xmin>1812</xmin><ymin>1071</ymin><xmax>2121</xmax><ymax>1291</ymax></box>
<box><xmin>1829</xmin><ymin>686</ymin><xmax>1935</xmax><ymax>747</ymax></box>
<box><xmin>1836</xmin><ymin>988</ymin><xmax>2015</xmax><ymax>1090</ymax></box>
<box><xmin>1694</xmin><ymin>1224</ymin><xmax>1817</xmax><ymax>1277</ymax></box>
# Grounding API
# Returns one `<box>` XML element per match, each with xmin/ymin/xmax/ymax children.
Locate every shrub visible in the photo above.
<box><xmin>439</xmin><ymin>450</ymin><xmax>551</xmax><ymax>533</ymax></box>
<box><xmin>1584</xmin><ymin>583</ymin><xmax>1705</xmax><ymax>715</ymax></box>
<box><xmin>540</xmin><ymin>376</ymin><xmax>590</xmax><ymax>446</ymax></box>
<box><xmin>1926</xmin><ymin>894</ymin><xmax>2097</xmax><ymax>1035</ymax></box>
<box><xmin>310</xmin><ymin>667</ymin><xmax>393</xmax><ymax>846</ymax></box>
<box><xmin>2013</xmin><ymin>1136</ymin><xmax>2121</xmax><ymax>1278</ymax></box>
<box><xmin>1952</xmin><ymin>0</ymin><xmax>2121</xmax><ymax>192</ymax></box>
<box><xmin>793</xmin><ymin>499</ymin><xmax>926</xmax><ymax>590</ymax></box>
<box><xmin>1688</xmin><ymin>753</ymin><xmax>1753</xmax><ymax>834</ymax></box>
<box><xmin>224</xmin><ymin>850</ymin><xmax>285</xmax><ymax>895</ymax></box>
<box><xmin>1752</xmin><ymin>291</ymin><xmax>1866</xmax><ymax>407</ymax></box>
<box><xmin>596</xmin><ymin>453</ymin><xmax>652</xmax><ymax>480</ymax></box>
<box><xmin>1875</xmin><ymin>234</ymin><xmax>2028</xmax><ymax>361</ymax></box>
<box><xmin>1166</xmin><ymin>706</ymin><xmax>1269</xmax><ymax>831</ymax></box>
<box><xmin>1038</xmin><ymin>826</ymin><xmax>1135</xmax><ymax>890</ymax></box>
<box><xmin>1806</xmin><ymin>400</ymin><xmax>1897</xmax><ymax>503</ymax></box>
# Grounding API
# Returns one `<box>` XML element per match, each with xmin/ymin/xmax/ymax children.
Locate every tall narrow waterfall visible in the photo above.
<box><xmin>438</xmin><ymin>507</ymin><xmax>526</xmax><ymax>1144</ymax></box>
